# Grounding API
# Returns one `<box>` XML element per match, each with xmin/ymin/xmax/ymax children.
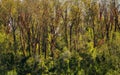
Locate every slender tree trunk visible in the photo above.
<box><xmin>70</xmin><ymin>25</ymin><xmax>73</xmax><ymax>52</ymax></box>
<box><xmin>20</xmin><ymin>31</ymin><xmax>26</xmax><ymax>56</ymax></box>
<box><xmin>42</xmin><ymin>24</ymin><xmax>48</xmax><ymax>59</ymax></box>
<box><xmin>92</xmin><ymin>18</ymin><xmax>97</xmax><ymax>48</ymax></box>
<box><xmin>11</xmin><ymin>18</ymin><xmax>17</xmax><ymax>53</ymax></box>
<box><xmin>50</xmin><ymin>25</ymin><xmax>55</xmax><ymax>58</ymax></box>
<box><xmin>37</xmin><ymin>29</ymin><xmax>41</xmax><ymax>55</ymax></box>
<box><xmin>106</xmin><ymin>23</ymin><xmax>110</xmax><ymax>41</ymax></box>
<box><xmin>115</xmin><ymin>16</ymin><xmax>118</xmax><ymax>32</ymax></box>
<box><xmin>63</xmin><ymin>8</ymin><xmax>68</xmax><ymax>49</ymax></box>
<box><xmin>65</xmin><ymin>23</ymin><xmax>68</xmax><ymax>48</ymax></box>
<box><xmin>13</xmin><ymin>27</ymin><xmax>17</xmax><ymax>52</ymax></box>
<box><xmin>27</xmin><ymin>28</ymin><xmax>31</xmax><ymax>56</ymax></box>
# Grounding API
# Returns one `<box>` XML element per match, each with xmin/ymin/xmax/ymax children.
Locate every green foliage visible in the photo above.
<box><xmin>0</xmin><ymin>0</ymin><xmax>120</xmax><ymax>75</ymax></box>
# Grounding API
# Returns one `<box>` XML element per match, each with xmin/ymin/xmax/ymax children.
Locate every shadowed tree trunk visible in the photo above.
<box><xmin>9</xmin><ymin>16</ymin><xmax>17</xmax><ymax>53</ymax></box>
<box><xmin>70</xmin><ymin>23</ymin><xmax>73</xmax><ymax>52</ymax></box>
<box><xmin>64</xmin><ymin>8</ymin><xmax>69</xmax><ymax>49</ymax></box>
<box><xmin>50</xmin><ymin>24</ymin><xmax>55</xmax><ymax>58</ymax></box>
<box><xmin>27</xmin><ymin>27</ymin><xmax>31</xmax><ymax>56</ymax></box>
<box><xmin>37</xmin><ymin>24</ymin><xmax>41</xmax><ymax>55</ymax></box>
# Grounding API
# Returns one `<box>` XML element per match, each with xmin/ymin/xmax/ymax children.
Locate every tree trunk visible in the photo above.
<box><xmin>70</xmin><ymin>25</ymin><xmax>73</xmax><ymax>52</ymax></box>
<box><xmin>11</xmin><ymin>18</ymin><xmax>17</xmax><ymax>53</ymax></box>
<box><xmin>106</xmin><ymin>23</ymin><xmax>109</xmax><ymax>41</ymax></box>
<box><xmin>27</xmin><ymin>28</ymin><xmax>31</xmax><ymax>56</ymax></box>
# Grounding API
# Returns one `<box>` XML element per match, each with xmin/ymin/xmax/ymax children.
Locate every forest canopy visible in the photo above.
<box><xmin>0</xmin><ymin>0</ymin><xmax>120</xmax><ymax>75</ymax></box>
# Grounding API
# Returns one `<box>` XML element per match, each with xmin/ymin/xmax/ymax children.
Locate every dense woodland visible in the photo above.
<box><xmin>0</xmin><ymin>0</ymin><xmax>120</xmax><ymax>75</ymax></box>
